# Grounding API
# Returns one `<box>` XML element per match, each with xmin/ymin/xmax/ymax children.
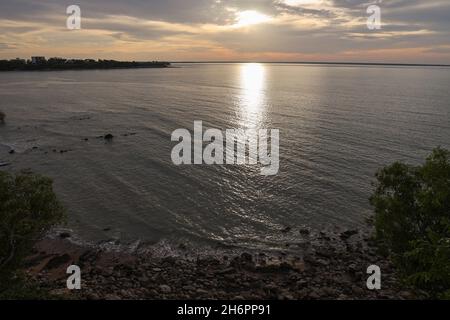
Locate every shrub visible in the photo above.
<box><xmin>370</xmin><ymin>147</ymin><xmax>450</xmax><ymax>298</ymax></box>
<box><xmin>0</xmin><ymin>171</ymin><xmax>65</xmax><ymax>293</ymax></box>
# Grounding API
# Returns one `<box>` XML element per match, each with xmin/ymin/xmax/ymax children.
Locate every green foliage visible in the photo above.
<box><xmin>0</xmin><ymin>273</ymin><xmax>57</xmax><ymax>300</ymax></box>
<box><xmin>0</xmin><ymin>171</ymin><xmax>65</xmax><ymax>293</ymax></box>
<box><xmin>370</xmin><ymin>147</ymin><xmax>450</xmax><ymax>298</ymax></box>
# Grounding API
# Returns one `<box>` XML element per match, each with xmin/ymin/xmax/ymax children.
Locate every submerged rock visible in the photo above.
<box><xmin>59</xmin><ymin>232</ymin><xmax>71</xmax><ymax>239</ymax></box>
<box><xmin>299</xmin><ymin>228</ymin><xmax>310</xmax><ymax>235</ymax></box>
<box><xmin>104</xmin><ymin>134</ymin><xmax>114</xmax><ymax>140</ymax></box>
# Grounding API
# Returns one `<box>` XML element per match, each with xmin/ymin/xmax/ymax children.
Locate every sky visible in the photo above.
<box><xmin>1</xmin><ymin>0</ymin><xmax>450</xmax><ymax>63</ymax></box>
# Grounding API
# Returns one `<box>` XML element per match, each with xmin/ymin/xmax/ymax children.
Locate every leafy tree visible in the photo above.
<box><xmin>0</xmin><ymin>171</ymin><xmax>65</xmax><ymax>293</ymax></box>
<box><xmin>370</xmin><ymin>147</ymin><xmax>450</xmax><ymax>298</ymax></box>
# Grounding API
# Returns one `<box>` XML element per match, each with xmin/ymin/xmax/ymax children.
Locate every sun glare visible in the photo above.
<box><xmin>238</xmin><ymin>63</ymin><xmax>267</xmax><ymax>127</ymax></box>
<box><xmin>236</xmin><ymin>10</ymin><xmax>272</xmax><ymax>27</ymax></box>
<box><xmin>283</xmin><ymin>0</ymin><xmax>321</xmax><ymax>5</ymax></box>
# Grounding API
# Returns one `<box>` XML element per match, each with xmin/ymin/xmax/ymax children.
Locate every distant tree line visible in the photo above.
<box><xmin>0</xmin><ymin>58</ymin><xmax>170</xmax><ymax>71</ymax></box>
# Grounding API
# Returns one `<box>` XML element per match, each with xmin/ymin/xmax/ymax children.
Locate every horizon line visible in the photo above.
<box><xmin>170</xmin><ymin>61</ymin><xmax>450</xmax><ymax>67</ymax></box>
<box><xmin>4</xmin><ymin>57</ymin><xmax>450</xmax><ymax>68</ymax></box>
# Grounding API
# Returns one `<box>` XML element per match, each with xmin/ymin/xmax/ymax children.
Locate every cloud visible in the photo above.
<box><xmin>0</xmin><ymin>0</ymin><xmax>449</xmax><ymax>63</ymax></box>
<box><xmin>0</xmin><ymin>43</ymin><xmax>17</xmax><ymax>50</ymax></box>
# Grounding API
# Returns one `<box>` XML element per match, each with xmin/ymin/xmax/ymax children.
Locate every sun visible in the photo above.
<box><xmin>283</xmin><ymin>0</ymin><xmax>321</xmax><ymax>5</ymax></box>
<box><xmin>235</xmin><ymin>10</ymin><xmax>272</xmax><ymax>27</ymax></box>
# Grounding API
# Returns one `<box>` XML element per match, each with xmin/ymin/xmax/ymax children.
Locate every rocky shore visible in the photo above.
<box><xmin>23</xmin><ymin>227</ymin><xmax>424</xmax><ymax>300</ymax></box>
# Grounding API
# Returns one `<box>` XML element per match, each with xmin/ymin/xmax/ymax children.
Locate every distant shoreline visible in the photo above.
<box><xmin>0</xmin><ymin>65</ymin><xmax>172</xmax><ymax>72</ymax></box>
<box><xmin>0</xmin><ymin>58</ymin><xmax>171</xmax><ymax>72</ymax></box>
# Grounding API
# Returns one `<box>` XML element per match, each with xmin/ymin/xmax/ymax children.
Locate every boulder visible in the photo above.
<box><xmin>104</xmin><ymin>134</ymin><xmax>114</xmax><ymax>140</ymax></box>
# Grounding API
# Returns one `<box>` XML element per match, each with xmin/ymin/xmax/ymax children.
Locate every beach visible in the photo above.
<box><xmin>24</xmin><ymin>227</ymin><xmax>420</xmax><ymax>300</ymax></box>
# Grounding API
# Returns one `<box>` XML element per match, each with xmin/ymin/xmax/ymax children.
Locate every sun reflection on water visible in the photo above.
<box><xmin>238</xmin><ymin>63</ymin><xmax>267</xmax><ymax>128</ymax></box>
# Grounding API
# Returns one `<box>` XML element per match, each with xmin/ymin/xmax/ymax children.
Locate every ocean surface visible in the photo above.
<box><xmin>1</xmin><ymin>63</ymin><xmax>449</xmax><ymax>250</ymax></box>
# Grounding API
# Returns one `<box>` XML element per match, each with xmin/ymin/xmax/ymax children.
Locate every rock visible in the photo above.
<box><xmin>23</xmin><ymin>227</ymin><xmax>414</xmax><ymax>300</ymax></box>
<box><xmin>296</xmin><ymin>279</ymin><xmax>308</xmax><ymax>288</ymax></box>
<box><xmin>138</xmin><ymin>276</ymin><xmax>149</xmax><ymax>283</ymax></box>
<box><xmin>196</xmin><ymin>288</ymin><xmax>208</xmax><ymax>295</ymax></box>
<box><xmin>340</xmin><ymin>230</ymin><xmax>358</xmax><ymax>240</ymax></box>
<box><xmin>304</xmin><ymin>255</ymin><xmax>317</xmax><ymax>265</ymax></box>
<box><xmin>102</xmin><ymin>268</ymin><xmax>114</xmax><ymax>276</ymax></box>
<box><xmin>162</xmin><ymin>256</ymin><xmax>176</xmax><ymax>264</ymax></box>
<box><xmin>308</xmin><ymin>290</ymin><xmax>320</xmax><ymax>299</ymax></box>
<box><xmin>104</xmin><ymin>134</ymin><xmax>114</xmax><ymax>140</ymax></box>
<box><xmin>240</xmin><ymin>252</ymin><xmax>252</xmax><ymax>262</ymax></box>
<box><xmin>49</xmin><ymin>288</ymin><xmax>69</xmax><ymax>296</ymax></box>
<box><xmin>316</xmin><ymin>249</ymin><xmax>332</xmax><ymax>258</ymax></box>
<box><xmin>281</xmin><ymin>226</ymin><xmax>292</xmax><ymax>233</ymax></box>
<box><xmin>159</xmin><ymin>285</ymin><xmax>171</xmax><ymax>293</ymax></box>
<box><xmin>182</xmin><ymin>285</ymin><xmax>196</xmax><ymax>291</ymax></box>
<box><xmin>215</xmin><ymin>267</ymin><xmax>235</xmax><ymax>275</ymax></box>
<box><xmin>299</xmin><ymin>228</ymin><xmax>310</xmax><ymax>235</ymax></box>
<box><xmin>44</xmin><ymin>254</ymin><xmax>71</xmax><ymax>270</ymax></box>
<box><xmin>316</xmin><ymin>259</ymin><xmax>330</xmax><ymax>267</ymax></box>
<box><xmin>348</xmin><ymin>263</ymin><xmax>358</xmax><ymax>272</ymax></box>
<box><xmin>322</xmin><ymin>287</ymin><xmax>337</xmax><ymax>296</ymax></box>
<box><xmin>399</xmin><ymin>291</ymin><xmax>415</xmax><ymax>300</ymax></box>
<box><xmin>87</xmin><ymin>293</ymin><xmax>100</xmax><ymax>300</ymax></box>
<box><xmin>351</xmin><ymin>286</ymin><xmax>364</xmax><ymax>296</ymax></box>
<box><xmin>78</xmin><ymin>249</ymin><xmax>98</xmax><ymax>267</ymax></box>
